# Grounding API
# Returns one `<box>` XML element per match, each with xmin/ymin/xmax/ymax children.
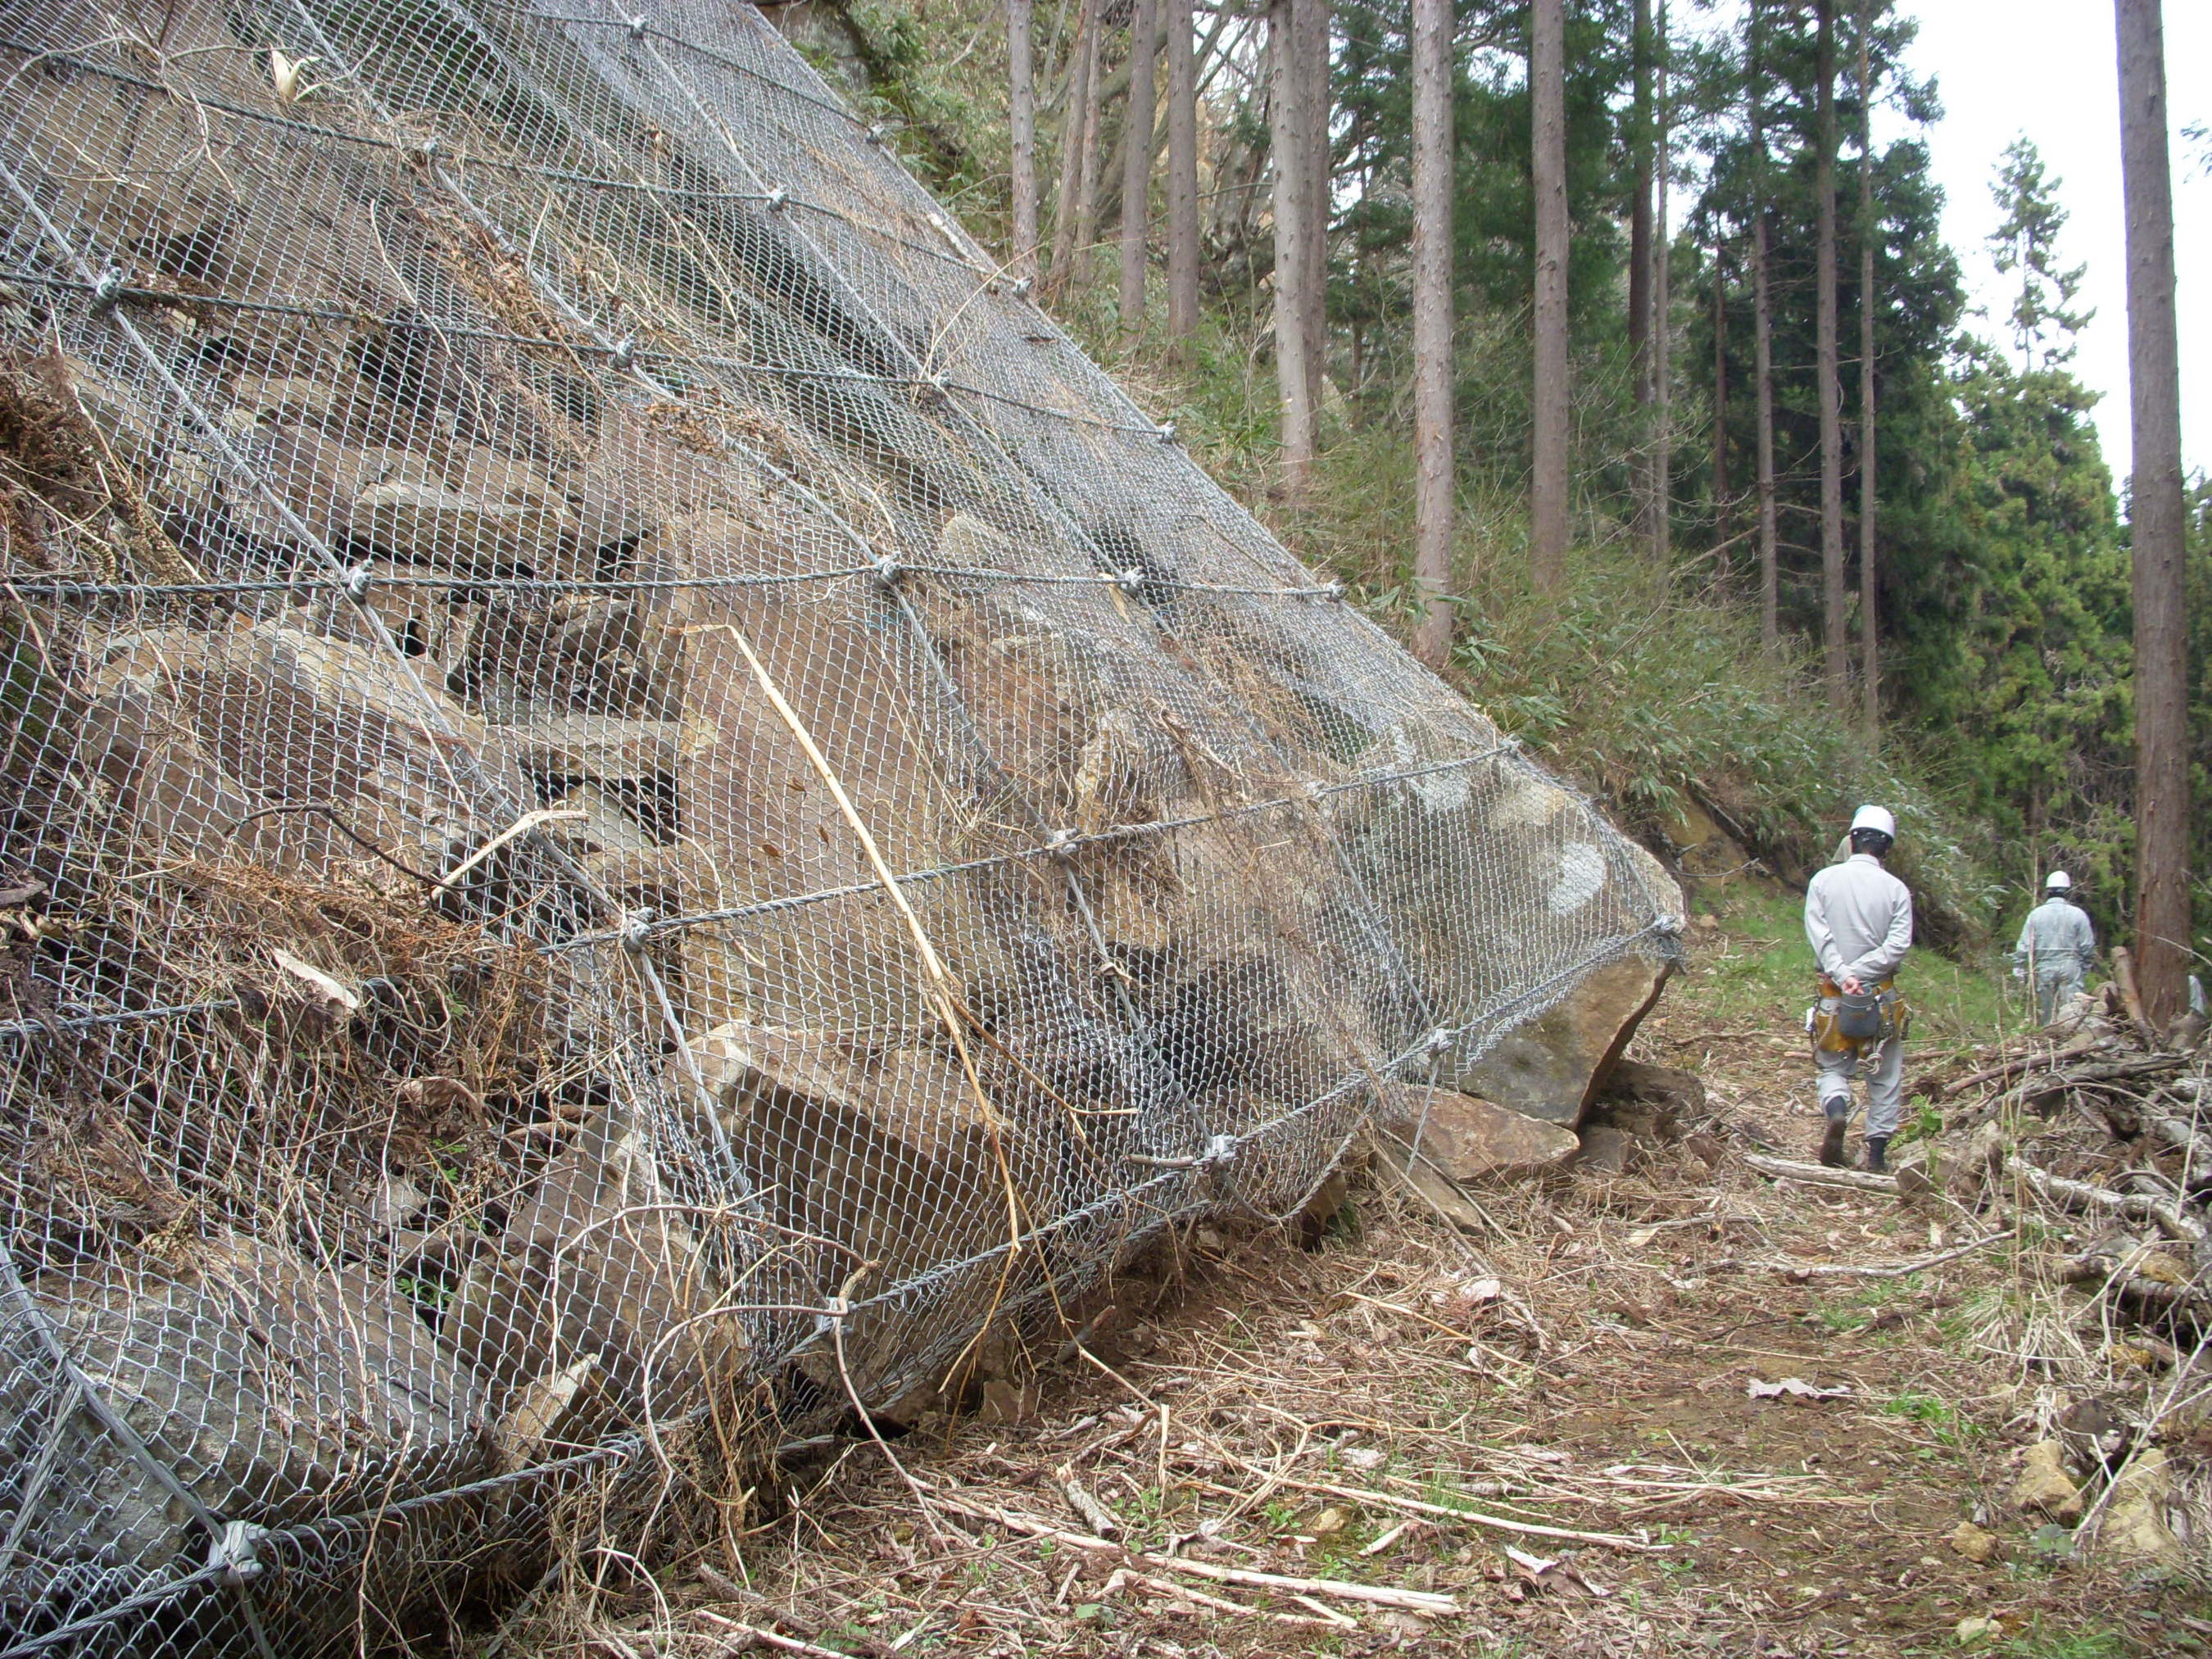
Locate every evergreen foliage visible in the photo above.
<box><xmin>786</xmin><ymin>0</ymin><xmax>2201</xmax><ymax>963</ymax></box>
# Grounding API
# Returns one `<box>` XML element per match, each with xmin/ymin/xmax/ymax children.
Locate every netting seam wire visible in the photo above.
<box><xmin>2</xmin><ymin>77</ymin><xmax>749</xmax><ymax>1494</ymax></box>
<box><xmin>832</xmin><ymin>919</ymin><xmax>1670</xmax><ymax>1325</ymax></box>
<box><xmin>0</xmin><ymin>569</ymin><xmax>880</xmax><ymax>600</ymax></box>
<box><xmin>717</xmin><ymin>7</ymin><xmax>1324</xmax><ymax>596</ymax></box>
<box><xmin>0</xmin><ymin>1433</ymin><xmax>650</xmax><ymax>1659</ymax></box>
<box><xmin>515</xmin><ymin>7</ymin><xmax>865</xmax><ymax>126</ymax></box>
<box><xmin>0</xmin><ymin>997</ymin><xmax>240</xmax><ymax>1039</ymax></box>
<box><xmin>0</xmin><ymin>137</ymin><xmax>688</xmax><ymax>981</ymax></box>
<box><xmin>564</xmin><ymin>6</ymin><xmax>1475</xmax><ymax>1093</ymax></box>
<box><xmin>0</xmin><ymin>1251</ymin><xmax>283</xmax><ymax>1659</ymax></box>
<box><xmin>0</xmin><ymin>36</ymin><xmax>987</xmax><ymax>277</ymax></box>
<box><xmin>0</xmin><ymin>1561</ymin><xmax>235</xmax><ymax>1659</ymax></box>
<box><xmin>0</xmin><ymin>266</ymin><xmax>927</xmax><ymax>384</ymax></box>
<box><xmin>542</xmin><ymin>741</ymin><xmax>1520</xmax><ymax>953</ymax></box>
<box><xmin>608</xmin><ymin>16</ymin><xmax>1189</xmax><ymax>578</ymax></box>
<box><xmin>614</xmin><ymin>4</ymin><xmax>1516</xmax><ymax>1057</ymax></box>
<box><xmin>0</xmin><ymin>564</ymin><xmax>1336</xmax><ymax>601</ymax></box>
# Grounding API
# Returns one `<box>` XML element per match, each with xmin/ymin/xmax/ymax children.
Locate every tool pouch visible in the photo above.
<box><xmin>1836</xmin><ymin>990</ymin><xmax>1883</xmax><ymax>1041</ymax></box>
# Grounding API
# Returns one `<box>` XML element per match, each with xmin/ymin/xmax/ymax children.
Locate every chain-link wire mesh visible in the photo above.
<box><xmin>0</xmin><ymin>3</ymin><xmax>1683</xmax><ymax>1650</ymax></box>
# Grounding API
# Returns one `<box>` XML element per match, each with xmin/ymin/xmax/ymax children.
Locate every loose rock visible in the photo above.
<box><xmin>1947</xmin><ymin>1520</ymin><xmax>1998</xmax><ymax>1563</ymax></box>
<box><xmin>2010</xmin><ymin>1439</ymin><xmax>2085</xmax><ymax>1522</ymax></box>
<box><xmin>1373</xmin><ymin>1085</ymin><xmax>1580</xmax><ymax>1182</ymax></box>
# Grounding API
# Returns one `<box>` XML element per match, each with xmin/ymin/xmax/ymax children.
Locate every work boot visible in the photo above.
<box><xmin>1818</xmin><ymin>1109</ymin><xmax>1848</xmax><ymax>1167</ymax></box>
<box><xmin>1863</xmin><ymin>1136</ymin><xmax>1889</xmax><ymax>1174</ymax></box>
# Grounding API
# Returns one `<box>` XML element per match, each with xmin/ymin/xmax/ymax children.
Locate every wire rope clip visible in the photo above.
<box><xmin>1156</xmin><ymin>419</ymin><xmax>1177</xmax><ymax>443</ymax></box>
<box><xmin>208</xmin><ymin>1520</ymin><xmax>269</xmax><ymax>1587</ymax></box>
<box><xmin>864</xmin><ymin>123</ymin><xmax>886</xmax><ymax>147</ymax></box>
<box><xmin>1308</xmin><ymin>579</ymin><xmax>1345</xmax><ymax>601</ymax></box>
<box><xmin>1044</xmin><ymin>827</ymin><xmax>1078</xmax><ymax>859</ymax></box>
<box><xmin>339</xmin><ymin>564</ymin><xmax>374</xmax><ymax>604</ymax></box>
<box><xmin>1424</xmin><ymin>1027</ymin><xmax>1456</xmax><ymax>1057</ymax></box>
<box><xmin>813</xmin><ymin>1294</ymin><xmax>850</xmax><ymax>1340</ymax></box>
<box><xmin>412</xmin><ymin>135</ymin><xmax>440</xmax><ymax>165</ymax></box>
<box><xmin>88</xmin><ymin>265</ymin><xmax>125</xmax><ymax>316</ymax></box>
<box><xmin>608</xmin><ymin>336</ymin><xmax>638</xmax><ymax>370</ymax></box>
<box><xmin>1193</xmin><ymin>1133</ymin><xmax>1239</xmax><ymax>1192</ymax></box>
<box><xmin>872</xmin><ymin>554</ymin><xmax>901</xmax><ymax>586</ymax></box>
<box><xmin>1010</xmin><ymin>276</ymin><xmax>1034</xmax><ymax>300</ymax></box>
<box><xmin>764</xmin><ymin>184</ymin><xmax>789</xmax><ymax>213</ymax></box>
<box><xmin>619</xmin><ymin>909</ymin><xmax>656</xmax><ymax>954</ymax></box>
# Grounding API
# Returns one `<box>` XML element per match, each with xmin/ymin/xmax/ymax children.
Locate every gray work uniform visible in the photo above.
<box><xmin>2013</xmin><ymin>896</ymin><xmax>2095</xmax><ymax>1022</ymax></box>
<box><xmin>1803</xmin><ymin>853</ymin><xmax>1915</xmax><ymax>1139</ymax></box>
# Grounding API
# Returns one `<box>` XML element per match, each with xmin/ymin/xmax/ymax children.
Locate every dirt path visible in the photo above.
<box><xmin>518</xmin><ymin>973</ymin><xmax>2205</xmax><ymax>1657</ymax></box>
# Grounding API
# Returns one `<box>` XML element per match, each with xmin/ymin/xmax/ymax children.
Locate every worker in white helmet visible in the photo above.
<box><xmin>2013</xmin><ymin>872</ymin><xmax>2096</xmax><ymax>1024</ymax></box>
<box><xmin>1802</xmin><ymin>805</ymin><xmax>1914</xmax><ymax>1171</ymax></box>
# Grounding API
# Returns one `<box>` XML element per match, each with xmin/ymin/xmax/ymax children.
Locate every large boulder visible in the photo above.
<box><xmin>4</xmin><ymin>1233</ymin><xmax>484</xmax><ymax>1591</ymax></box>
<box><xmin>1441</xmin><ymin>953</ymin><xmax>1675</xmax><ymax>1125</ymax></box>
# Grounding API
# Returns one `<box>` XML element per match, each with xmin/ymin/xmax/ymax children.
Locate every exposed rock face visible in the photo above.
<box><xmin>1442</xmin><ymin>954</ymin><xmax>1675</xmax><ymax>1125</ymax></box>
<box><xmin>1374</xmin><ymin>1085</ymin><xmax>1580</xmax><ymax>1181</ymax></box>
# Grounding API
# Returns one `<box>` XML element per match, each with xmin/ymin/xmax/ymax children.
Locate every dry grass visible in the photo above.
<box><xmin>481</xmin><ymin>982</ymin><xmax>2209</xmax><ymax>1658</ymax></box>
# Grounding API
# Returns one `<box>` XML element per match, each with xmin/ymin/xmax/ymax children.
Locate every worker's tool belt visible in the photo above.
<box><xmin>1811</xmin><ymin>975</ymin><xmax>1906</xmax><ymax>1053</ymax></box>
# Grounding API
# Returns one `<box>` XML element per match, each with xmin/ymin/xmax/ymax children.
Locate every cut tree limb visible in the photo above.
<box><xmin>1711</xmin><ymin>1230</ymin><xmax>2015</xmax><ymax>1280</ymax></box>
<box><xmin>1743</xmin><ymin>1154</ymin><xmax>1897</xmax><ymax>1194</ymax></box>
<box><xmin>2007</xmin><ymin>1156</ymin><xmax>2205</xmax><ymax>1243</ymax></box>
<box><xmin>925</xmin><ymin>1494</ymin><xmax>1462</xmax><ymax>1612</ymax></box>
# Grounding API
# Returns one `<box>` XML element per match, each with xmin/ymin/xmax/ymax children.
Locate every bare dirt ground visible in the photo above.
<box><xmin>509</xmin><ymin>935</ymin><xmax>2211</xmax><ymax>1659</ymax></box>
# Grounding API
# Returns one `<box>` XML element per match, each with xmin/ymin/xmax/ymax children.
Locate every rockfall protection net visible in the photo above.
<box><xmin>0</xmin><ymin>3</ymin><xmax>1682</xmax><ymax>1650</ymax></box>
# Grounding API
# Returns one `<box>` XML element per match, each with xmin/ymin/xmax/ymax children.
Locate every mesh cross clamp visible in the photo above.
<box><xmin>1114</xmin><ymin>567</ymin><xmax>1146</xmax><ymax>595</ymax></box>
<box><xmin>609</xmin><ymin>337</ymin><xmax>638</xmax><ymax>371</ymax></box>
<box><xmin>764</xmin><ymin>185</ymin><xmax>790</xmax><ymax>213</ymax></box>
<box><xmin>208</xmin><ymin>1520</ymin><xmax>270</xmax><ymax>1587</ymax></box>
<box><xmin>628</xmin><ymin>15</ymin><xmax>649</xmax><ymax>41</ymax></box>
<box><xmin>1425</xmin><ymin>1027</ymin><xmax>1456</xmax><ymax>1056</ymax></box>
<box><xmin>89</xmin><ymin>265</ymin><xmax>125</xmax><ymax>315</ymax></box>
<box><xmin>340</xmin><ymin>564</ymin><xmax>374</xmax><ymax>604</ymax></box>
<box><xmin>619</xmin><ymin>910</ymin><xmax>657</xmax><ymax>953</ymax></box>
<box><xmin>873</xmin><ymin>554</ymin><xmax>901</xmax><ymax>586</ymax></box>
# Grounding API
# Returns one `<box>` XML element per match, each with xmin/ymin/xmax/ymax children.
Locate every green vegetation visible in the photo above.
<box><xmin>792</xmin><ymin>0</ymin><xmax>2212</xmax><ymax>968</ymax></box>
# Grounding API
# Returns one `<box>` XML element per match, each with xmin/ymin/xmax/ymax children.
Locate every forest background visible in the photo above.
<box><xmin>768</xmin><ymin>0</ymin><xmax>2209</xmax><ymax>979</ymax></box>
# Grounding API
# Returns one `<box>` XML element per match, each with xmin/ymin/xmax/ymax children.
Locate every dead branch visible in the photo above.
<box><xmin>1742</xmin><ymin>1153</ymin><xmax>1897</xmax><ymax>1194</ymax></box>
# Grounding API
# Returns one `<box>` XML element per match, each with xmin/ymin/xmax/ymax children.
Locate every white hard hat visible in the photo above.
<box><xmin>1849</xmin><ymin>805</ymin><xmax>1897</xmax><ymax>839</ymax></box>
<box><xmin>2045</xmin><ymin>870</ymin><xmax>2072</xmax><ymax>891</ymax></box>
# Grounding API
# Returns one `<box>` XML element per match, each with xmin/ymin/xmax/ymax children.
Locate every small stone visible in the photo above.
<box><xmin>1947</xmin><ymin>1521</ymin><xmax>1997</xmax><ymax>1563</ymax></box>
<box><xmin>1308</xmin><ymin>1505</ymin><xmax>1350</xmax><ymax>1537</ymax></box>
<box><xmin>1955</xmin><ymin>1615</ymin><xmax>2001</xmax><ymax>1645</ymax></box>
<box><xmin>2010</xmin><ymin>1439</ymin><xmax>2084</xmax><ymax>1523</ymax></box>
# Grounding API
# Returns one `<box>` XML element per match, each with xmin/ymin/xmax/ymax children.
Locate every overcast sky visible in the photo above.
<box><xmin>1886</xmin><ymin>1</ymin><xmax>2210</xmax><ymax>482</ymax></box>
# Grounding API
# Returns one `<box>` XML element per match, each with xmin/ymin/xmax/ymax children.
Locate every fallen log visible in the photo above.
<box><xmin>2006</xmin><ymin>1156</ymin><xmax>2206</xmax><ymax>1244</ymax></box>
